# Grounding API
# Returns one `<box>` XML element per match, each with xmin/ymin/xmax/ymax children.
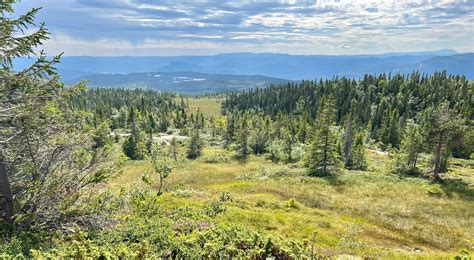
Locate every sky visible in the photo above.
<box><xmin>10</xmin><ymin>0</ymin><xmax>474</xmax><ymax>56</ymax></box>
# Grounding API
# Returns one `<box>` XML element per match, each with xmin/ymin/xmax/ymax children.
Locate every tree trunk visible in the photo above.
<box><xmin>0</xmin><ymin>155</ymin><xmax>13</xmax><ymax>221</ymax></box>
<box><xmin>413</xmin><ymin>152</ymin><xmax>418</xmax><ymax>169</ymax></box>
<box><xmin>433</xmin><ymin>134</ymin><xmax>443</xmax><ymax>181</ymax></box>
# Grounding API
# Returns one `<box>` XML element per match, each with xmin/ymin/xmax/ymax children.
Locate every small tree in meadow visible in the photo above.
<box><xmin>150</xmin><ymin>144</ymin><xmax>172</xmax><ymax>195</ymax></box>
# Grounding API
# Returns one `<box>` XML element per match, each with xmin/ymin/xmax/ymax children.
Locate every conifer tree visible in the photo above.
<box><xmin>92</xmin><ymin>121</ymin><xmax>113</xmax><ymax>149</ymax></box>
<box><xmin>171</xmin><ymin>136</ymin><xmax>178</xmax><ymax>162</ymax></box>
<box><xmin>123</xmin><ymin>107</ymin><xmax>147</xmax><ymax>160</ymax></box>
<box><xmin>224</xmin><ymin>114</ymin><xmax>235</xmax><ymax>149</ymax></box>
<box><xmin>0</xmin><ymin>1</ymin><xmax>116</xmax><ymax>223</ymax></box>
<box><xmin>342</xmin><ymin>117</ymin><xmax>354</xmax><ymax>168</ymax></box>
<box><xmin>187</xmin><ymin>124</ymin><xmax>203</xmax><ymax>159</ymax></box>
<box><xmin>350</xmin><ymin>131</ymin><xmax>367</xmax><ymax>170</ymax></box>
<box><xmin>422</xmin><ymin>103</ymin><xmax>464</xmax><ymax>181</ymax></box>
<box><xmin>249</xmin><ymin>118</ymin><xmax>265</xmax><ymax>155</ymax></box>
<box><xmin>393</xmin><ymin>120</ymin><xmax>423</xmax><ymax>174</ymax></box>
<box><xmin>282</xmin><ymin>128</ymin><xmax>293</xmax><ymax>161</ymax></box>
<box><xmin>297</xmin><ymin>111</ymin><xmax>309</xmax><ymax>143</ymax></box>
<box><xmin>236</xmin><ymin>114</ymin><xmax>250</xmax><ymax>159</ymax></box>
<box><xmin>304</xmin><ymin>96</ymin><xmax>342</xmax><ymax>176</ymax></box>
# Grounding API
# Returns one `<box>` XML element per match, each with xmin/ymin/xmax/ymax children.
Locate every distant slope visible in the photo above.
<box><xmin>414</xmin><ymin>53</ymin><xmax>474</xmax><ymax>77</ymax></box>
<box><xmin>14</xmin><ymin>50</ymin><xmax>474</xmax><ymax>81</ymax></box>
<box><xmin>158</xmin><ymin>61</ymin><xmax>204</xmax><ymax>72</ymax></box>
<box><xmin>66</xmin><ymin>71</ymin><xmax>290</xmax><ymax>94</ymax></box>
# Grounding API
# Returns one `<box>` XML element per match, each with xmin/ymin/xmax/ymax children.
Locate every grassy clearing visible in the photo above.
<box><xmin>177</xmin><ymin>97</ymin><xmax>222</xmax><ymax>117</ymax></box>
<box><xmin>108</xmin><ymin>147</ymin><xmax>474</xmax><ymax>258</ymax></box>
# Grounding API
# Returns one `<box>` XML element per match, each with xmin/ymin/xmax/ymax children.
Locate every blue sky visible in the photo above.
<box><xmin>11</xmin><ymin>0</ymin><xmax>474</xmax><ymax>56</ymax></box>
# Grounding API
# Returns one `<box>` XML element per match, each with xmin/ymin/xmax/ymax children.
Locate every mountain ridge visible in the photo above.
<box><xmin>14</xmin><ymin>51</ymin><xmax>474</xmax><ymax>83</ymax></box>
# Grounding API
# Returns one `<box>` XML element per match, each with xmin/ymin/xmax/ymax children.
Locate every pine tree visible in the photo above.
<box><xmin>422</xmin><ymin>103</ymin><xmax>465</xmax><ymax>181</ymax></box>
<box><xmin>304</xmin><ymin>96</ymin><xmax>342</xmax><ymax>176</ymax></box>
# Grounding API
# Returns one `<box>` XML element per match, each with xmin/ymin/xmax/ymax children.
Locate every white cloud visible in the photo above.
<box><xmin>16</xmin><ymin>0</ymin><xmax>474</xmax><ymax>55</ymax></box>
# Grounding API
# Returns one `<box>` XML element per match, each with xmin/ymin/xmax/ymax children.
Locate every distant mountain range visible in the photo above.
<box><xmin>65</xmin><ymin>71</ymin><xmax>290</xmax><ymax>94</ymax></box>
<box><xmin>14</xmin><ymin>50</ymin><xmax>473</xmax><ymax>93</ymax></box>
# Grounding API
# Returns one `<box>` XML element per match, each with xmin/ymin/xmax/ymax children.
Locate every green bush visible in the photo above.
<box><xmin>0</xmin><ymin>184</ymin><xmax>310</xmax><ymax>258</ymax></box>
<box><xmin>258</xmin><ymin>166</ymin><xmax>289</xmax><ymax>179</ymax></box>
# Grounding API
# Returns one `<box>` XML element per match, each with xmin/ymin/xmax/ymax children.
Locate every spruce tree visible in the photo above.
<box><xmin>342</xmin><ymin>117</ymin><xmax>354</xmax><ymax>168</ymax></box>
<box><xmin>123</xmin><ymin>107</ymin><xmax>147</xmax><ymax>160</ymax></box>
<box><xmin>249</xmin><ymin>118</ymin><xmax>265</xmax><ymax>155</ymax></box>
<box><xmin>171</xmin><ymin>136</ymin><xmax>178</xmax><ymax>162</ymax></box>
<box><xmin>236</xmin><ymin>114</ymin><xmax>249</xmax><ymax>159</ymax></box>
<box><xmin>393</xmin><ymin>120</ymin><xmax>423</xmax><ymax>174</ymax></box>
<box><xmin>224</xmin><ymin>114</ymin><xmax>235</xmax><ymax>148</ymax></box>
<box><xmin>282</xmin><ymin>128</ymin><xmax>294</xmax><ymax>162</ymax></box>
<box><xmin>350</xmin><ymin>131</ymin><xmax>367</xmax><ymax>170</ymax></box>
<box><xmin>304</xmin><ymin>96</ymin><xmax>342</xmax><ymax>176</ymax></box>
<box><xmin>0</xmin><ymin>1</ymin><xmax>116</xmax><ymax>223</ymax></box>
<box><xmin>187</xmin><ymin>124</ymin><xmax>203</xmax><ymax>159</ymax></box>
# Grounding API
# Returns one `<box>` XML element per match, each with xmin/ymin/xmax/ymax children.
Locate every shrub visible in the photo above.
<box><xmin>284</xmin><ymin>198</ymin><xmax>300</xmax><ymax>209</ymax></box>
<box><xmin>200</xmin><ymin>153</ymin><xmax>230</xmax><ymax>163</ymax></box>
<box><xmin>258</xmin><ymin>166</ymin><xmax>289</xmax><ymax>179</ymax></box>
<box><xmin>426</xmin><ymin>183</ymin><xmax>444</xmax><ymax>197</ymax></box>
<box><xmin>204</xmin><ymin>192</ymin><xmax>232</xmax><ymax>217</ymax></box>
<box><xmin>236</xmin><ymin>170</ymin><xmax>252</xmax><ymax>180</ymax></box>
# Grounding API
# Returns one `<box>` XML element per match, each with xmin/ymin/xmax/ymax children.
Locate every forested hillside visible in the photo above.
<box><xmin>223</xmin><ymin>72</ymin><xmax>473</xmax><ymax>160</ymax></box>
<box><xmin>1</xmin><ymin>2</ymin><xmax>473</xmax><ymax>258</ymax></box>
<box><xmin>66</xmin><ymin>71</ymin><xmax>290</xmax><ymax>94</ymax></box>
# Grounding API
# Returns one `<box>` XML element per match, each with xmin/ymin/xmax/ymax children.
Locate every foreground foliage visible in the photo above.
<box><xmin>3</xmin><ymin>147</ymin><xmax>472</xmax><ymax>258</ymax></box>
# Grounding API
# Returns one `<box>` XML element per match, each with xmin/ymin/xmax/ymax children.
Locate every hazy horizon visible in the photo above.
<box><xmin>19</xmin><ymin>49</ymin><xmax>471</xmax><ymax>58</ymax></box>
